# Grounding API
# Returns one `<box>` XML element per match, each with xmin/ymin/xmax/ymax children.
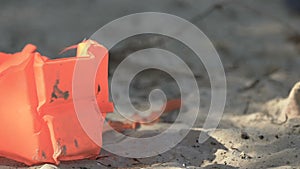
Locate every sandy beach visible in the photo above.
<box><xmin>0</xmin><ymin>0</ymin><xmax>300</xmax><ymax>168</ymax></box>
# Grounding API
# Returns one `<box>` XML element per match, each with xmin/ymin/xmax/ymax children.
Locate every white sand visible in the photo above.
<box><xmin>0</xmin><ymin>0</ymin><xmax>300</xmax><ymax>168</ymax></box>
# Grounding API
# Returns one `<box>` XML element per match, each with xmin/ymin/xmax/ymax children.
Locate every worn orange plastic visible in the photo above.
<box><xmin>0</xmin><ymin>40</ymin><xmax>113</xmax><ymax>165</ymax></box>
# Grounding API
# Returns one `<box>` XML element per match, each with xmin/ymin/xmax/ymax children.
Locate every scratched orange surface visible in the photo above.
<box><xmin>0</xmin><ymin>40</ymin><xmax>113</xmax><ymax>165</ymax></box>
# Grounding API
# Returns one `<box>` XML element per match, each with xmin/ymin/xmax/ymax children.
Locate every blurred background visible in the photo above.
<box><xmin>1</xmin><ymin>0</ymin><xmax>300</xmax><ymax>83</ymax></box>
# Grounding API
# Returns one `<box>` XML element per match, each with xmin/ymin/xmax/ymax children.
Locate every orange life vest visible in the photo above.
<box><xmin>0</xmin><ymin>40</ymin><xmax>113</xmax><ymax>165</ymax></box>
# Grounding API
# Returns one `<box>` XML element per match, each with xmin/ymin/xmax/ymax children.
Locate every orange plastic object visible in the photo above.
<box><xmin>106</xmin><ymin>99</ymin><xmax>181</xmax><ymax>133</ymax></box>
<box><xmin>0</xmin><ymin>40</ymin><xmax>113</xmax><ymax>165</ymax></box>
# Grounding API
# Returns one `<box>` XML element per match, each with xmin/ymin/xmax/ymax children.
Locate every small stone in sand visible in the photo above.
<box><xmin>241</xmin><ymin>132</ymin><xmax>250</xmax><ymax>139</ymax></box>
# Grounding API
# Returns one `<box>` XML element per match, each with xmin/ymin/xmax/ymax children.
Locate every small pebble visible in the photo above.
<box><xmin>40</xmin><ymin>164</ymin><xmax>58</xmax><ymax>169</ymax></box>
<box><xmin>241</xmin><ymin>132</ymin><xmax>250</xmax><ymax>139</ymax></box>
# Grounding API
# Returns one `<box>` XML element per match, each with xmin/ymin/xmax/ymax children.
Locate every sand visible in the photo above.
<box><xmin>0</xmin><ymin>0</ymin><xmax>300</xmax><ymax>168</ymax></box>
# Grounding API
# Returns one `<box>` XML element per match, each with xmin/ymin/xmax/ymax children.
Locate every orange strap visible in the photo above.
<box><xmin>107</xmin><ymin>99</ymin><xmax>181</xmax><ymax>133</ymax></box>
<box><xmin>59</xmin><ymin>44</ymin><xmax>78</xmax><ymax>55</ymax></box>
